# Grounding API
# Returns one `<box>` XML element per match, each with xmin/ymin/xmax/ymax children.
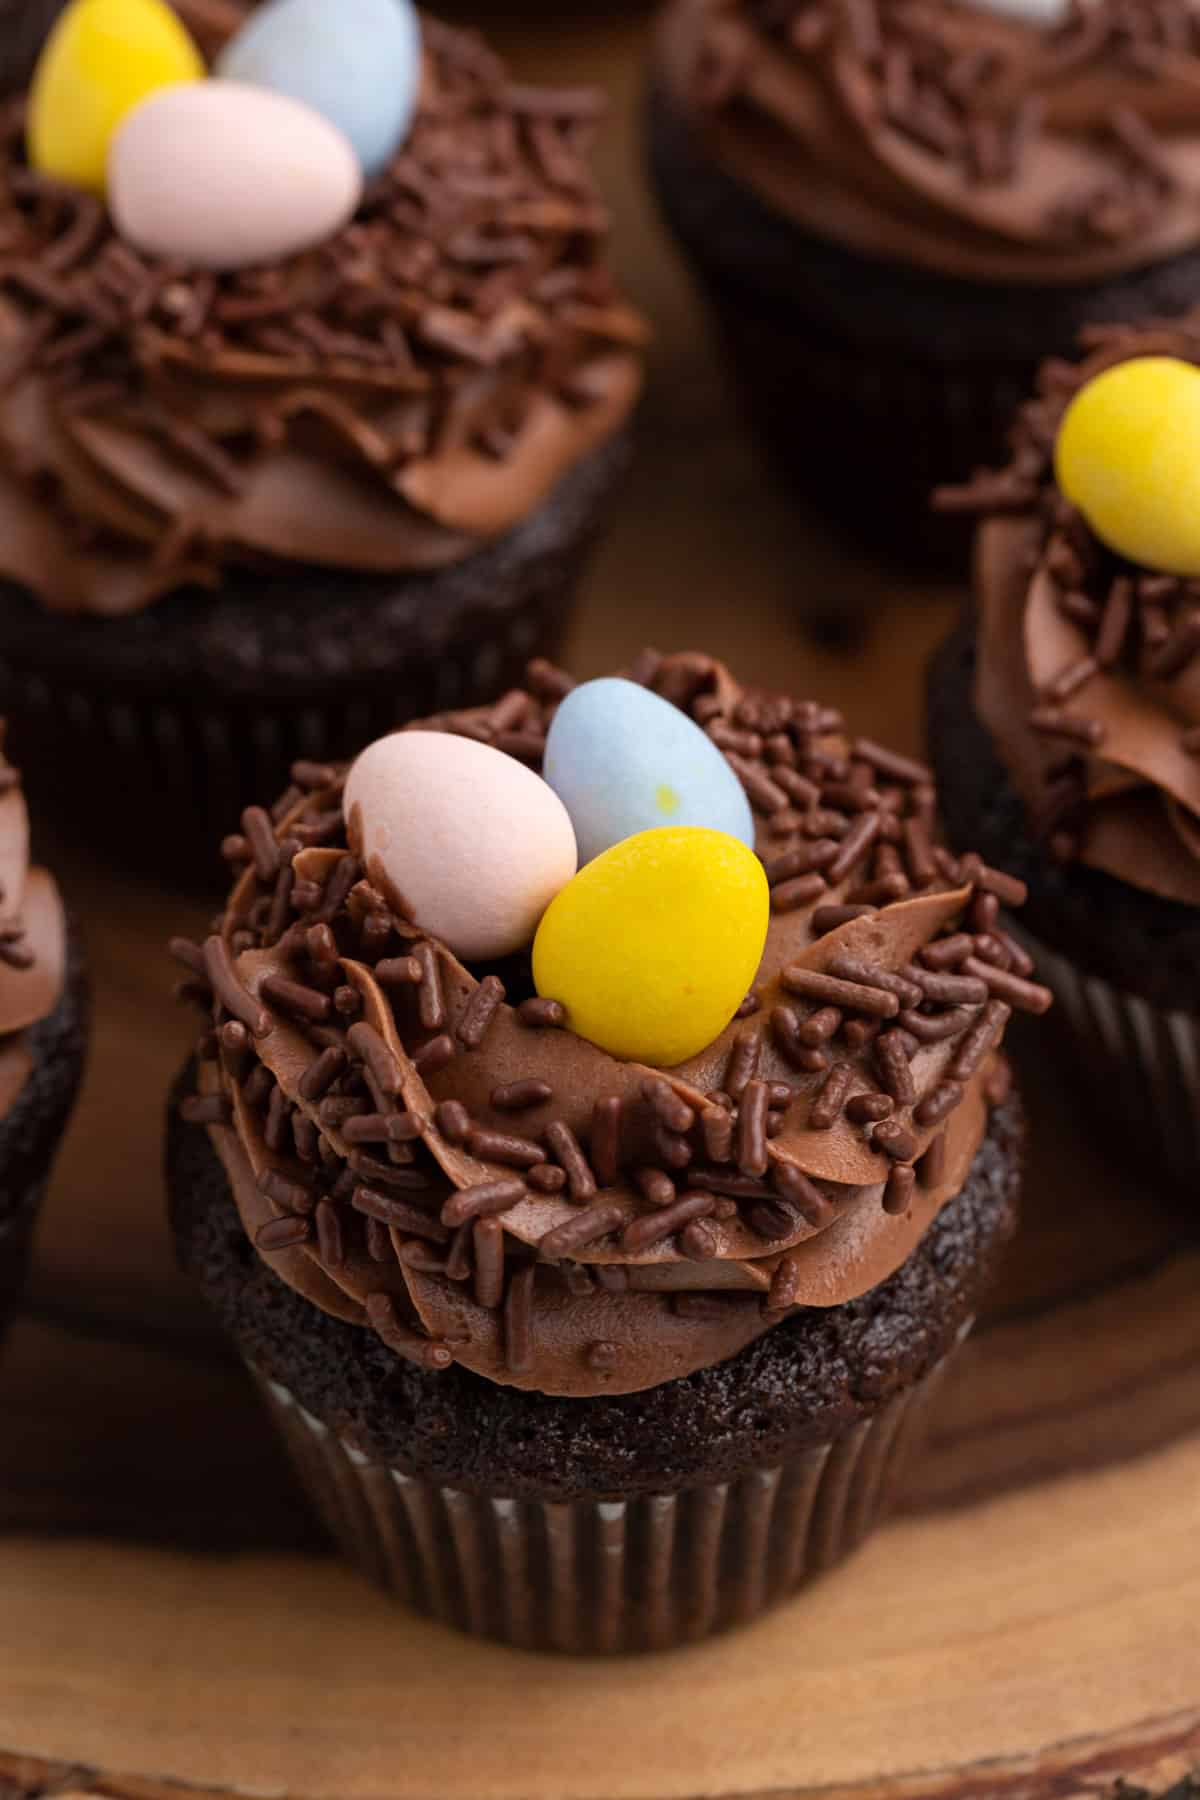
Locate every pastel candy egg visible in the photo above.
<box><xmin>532</xmin><ymin>827</ymin><xmax>769</xmax><ymax>1067</ymax></box>
<box><xmin>344</xmin><ymin>731</ymin><xmax>578</xmax><ymax>962</ymax></box>
<box><xmin>28</xmin><ymin>0</ymin><xmax>204</xmax><ymax>193</ymax></box>
<box><xmin>1055</xmin><ymin>356</ymin><xmax>1200</xmax><ymax>577</ymax></box>
<box><xmin>955</xmin><ymin>0</ymin><xmax>1069</xmax><ymax>25</ymax></box>
<box><xmin>216</xmin><ymin>0</ymin><xmax>421</xmax><ymax>179</ymax></box>
<box><xmin>108</xmin><ymin>82</ymin><xmax>363</xmax><ymax>272</ymax></box>
<box><xmin>542</xmin><ymin>678</ymin><xmax>756</xmax><ymax>866</ymax></box>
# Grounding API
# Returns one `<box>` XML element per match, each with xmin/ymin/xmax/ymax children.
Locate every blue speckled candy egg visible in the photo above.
<box><xmin>216</xmin><ymin>0</ymin><xmax>421</xmax><ymax>178</ymax></box>
<box><xmin>542</xmin><ymin>677</ymin><xmax>756</xmax><ymax>866</ymax></box>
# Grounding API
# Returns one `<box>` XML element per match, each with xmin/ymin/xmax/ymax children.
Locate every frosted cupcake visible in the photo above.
<box><xmin>931</xmin><ymin>314</ymin><xmax>1200</xmax><ymax>1185</ymax></box>
<box><xmin>0</xmin><ymin>0</ymin><xmax>644</xmax><ymax>880</ymax></box>
<box><xmin>168</xmin><ymin>650</ymin><xmax>1043</xmax><ymax>1651</ymax></box>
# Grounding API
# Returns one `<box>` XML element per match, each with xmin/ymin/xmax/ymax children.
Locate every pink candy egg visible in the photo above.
<box><xmin>344</xmin><ymin>731</ymin><xmax>578</xmax><ymax>961</ymax></box>
<box><xmin>108</xmin><ymin>81</ymin><xmax>362</xmax><ymax>271</ymax></box>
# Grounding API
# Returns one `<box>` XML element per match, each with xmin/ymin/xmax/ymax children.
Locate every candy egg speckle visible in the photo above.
<box><xmin>1055</xmin><ymin>356</ymin><xmax>1200</xmax><ymax>577</ymax></box>
<box><xmin>28</xmin><ymin>0</ymin><xmax>204</xmax><ymax>192</ymax></box>
<box><xmin>216</xmin><ymin>0</ymin><xmax>421</xmax><ymax>178</ymax></box>
<box><xmin>108</xmin><ymin>82</ymin><xmax>363</xmax><ymax>271</ymax></box>
<box><xmin>542</xmin><ymin>678</ymin><xmax>755</xmax><ymax>865</ymax></box>
<box><xmin>344</xmin><ymin>731</ymin><xmax>578</xmax><ymax>962</ymax></box>
<box><xmin>532</xmin><ymin>827</ymin><xmax>769</xmax><ymax>1067</ymax></box>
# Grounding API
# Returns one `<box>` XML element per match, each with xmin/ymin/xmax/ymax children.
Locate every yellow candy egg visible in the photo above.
<box><xmin>531</xmin><ymin>827</ymin><xmax>769</xmax><ymax>1068</ymax></box>
<box><xmin>1055</xmin><ymin>355</ymin><xmax>1200</xmax><ymax>577</ymax></box>
<box><xmin>29</xmin><ymin>0</ymin><xmax>204</xmax><ymax>193</ymax></box>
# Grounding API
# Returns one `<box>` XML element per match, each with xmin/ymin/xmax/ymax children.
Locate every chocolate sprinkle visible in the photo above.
<box><xmin>354</xmin><ymin>1186</ymin><xmax>450</xmax><ymax>1243</ymax></box>
<box><xmin>435</xmin><ymin>1099</ymin><xmax>471</xmax><ymax>1143</ymax></box>
<box><xmin>544</xmin><ymin>1119</ymin><xmax>597</xmax><ymax>1199</ymax></box>
<box><xmin>736</xmin><ymin>1079</ymin><xmax>770</xmax><ymax>1177</ymax></box>
<box><xmin>873</xmin><ymin>1120</ymin><xmax>919</xmax><ymax>1162</ymax></box>
<box><xmin>621</xmin><ymin>1192</ymin><xmax>714</xmax><ymax>1253</ymax></box>
<box><xmin>809</xmin><ymin>1062</ymin><xmax>854</xmax><ymax>1130</ymax></box>
<box><xmin>457</xmin><ymin>973</ymin><xmax>505</xmax><ymax>1049</ymax></box>
<box><xmin>782</xmin><ymin>965</ymin><xmax>900</xmax><ymax>1019</ymax></box>
<box><xmin>255</xmin><ymin>1215</ymin><xmax>311</xmax><ymax>1251</ymax></box>
<box><xmin>504</xmin><ymin>1263</ymin><xmax>536</xmax><ymax>1375</ymax></box>
<box><xmin>518</xmin><ymin>997</ymin><xmax>566</xmax><ymax>1029</ymax></box>
<box><xmin>591</xmin><ymin>1095</ymin><xmax>622</xmax><ymax>1187</ymax></box>
<box><xmin>492</xmin><ymin>1079</ymin><xmax>553</xmax><ymax>1111</ymax></box>
<box><xmin>202</xmin><ymin>937</ymin><xmax>269</xmax><ymax>1038</ymax></box>
<box><xmin>466</xmin><ymin>1127</ymin><xmax>544</xmax><ymax>1169</ymax></box>
<box><xmin>723</xmin><ymin>1025</ymin><xmax>761</xmax><ymax>1100</ymax></box>
<box><xmin>346</xmin><ymin>1021</ymin><xmax>403</xmax><ymax>1098</ymax></box>
<box><xmin>412</xmin><ymin>1033</ymin><xmax>455</xmax><ymax>1075</ymax></box>
<box><xmin>442</xmin><ymin>1178</ymin><xmax>527</xmax><ymax>1227</ymax></box>
<box><xmin>883</xmin><ymin>1165</ymin><xmax>916</xmax><ymax>1216</ymax></box>
<box><xmin>473</xmin><ymin>1217</ymin><xmax>506</xmax><ymax>1310</ymax></box>
<box><xmin>540</xmin><ymin>1203</ymin><xmax>625</xmax><ymax>1259</ymax></box>
<box><xmin>413</xmin><ymin>942</ymin><xmax>447</xmax><ymax>1033</ymax></box>
<box><xmin>874</xmin><ymin>1031</ymin><xmax>917</xmax><ymax>1106</ymax></box>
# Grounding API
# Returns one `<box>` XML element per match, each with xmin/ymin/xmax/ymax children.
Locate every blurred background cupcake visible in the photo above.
<box><xmin>648</xmin><ymin>0</ymin><xmax>1200</xmax><ymax>567</ymax></box>
<box><xmin>0</xmin><ymin>0</ymin><xmax>646</xmax><ymax>884</ymax></box>
<box><xmin>929</xmin><ymin>313</ymin><xmax>1200</xmax><ymax>1189</ymax></box>
<box><xmin>168</xmin><ymin>648</ymin><xmax>1042</xmax><ymax>1653</ymax></box>
<box><xmin>0</xmin><ymin>725</ymin><xmax>86</xmax><ymax>1340</ymax></box>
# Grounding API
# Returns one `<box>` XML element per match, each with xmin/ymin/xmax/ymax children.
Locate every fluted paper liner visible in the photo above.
<box><xmin>252</xmin><ymin>1333</ymin><xmax>966</xmax><ymax>1654</ymax></box>
<box><xmin>1017</xmin><ymin>929</ymin><xmax>1200</xmax><ymax>1186</ymax></box>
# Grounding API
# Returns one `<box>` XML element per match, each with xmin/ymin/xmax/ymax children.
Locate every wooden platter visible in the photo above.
<box><xmin>2</xmin><ymin>6</ymin><xmax>1200</xmax><ymax>1798</ymax></box>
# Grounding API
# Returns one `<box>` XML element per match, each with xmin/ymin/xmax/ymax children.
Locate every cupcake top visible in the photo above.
<box><xmin>940</xmin><ymin>313</ymin><xmax>1200</xmax><ymax>908</ymax></box>
<box><xmin>0</xmin><ymin>732</ymin><xmax>67</xmax><ymax>1108</ymax></box>
<box><xmin>0</xmin><ymin>4</ymin><xmax>645</xmax><ymax>616</ymax></box>
<box><xmin>176</xmin><ymin>651</ymin><xmax>1046</xmax><ymax>1399</ymax></box>
<box><xmin>657</xmin><ymin>0</ymin><xmax>1200</xmax><ymax>283</ymax></box>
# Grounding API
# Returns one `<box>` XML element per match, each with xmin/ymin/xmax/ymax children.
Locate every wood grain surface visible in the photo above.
<box><xmin>2</xmin><ymin>6</ymin><xmax>1198</xmax><ymax>1798</ymax></box>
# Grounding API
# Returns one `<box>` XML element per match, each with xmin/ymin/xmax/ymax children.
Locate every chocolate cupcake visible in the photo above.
<box><xmin>0</xmin><ymin>727</ymin><xmax>87</xmax><ymax>1338</ymax></box>
<box><xmin>0</xmin><ymin>6</ymin><xmax>644</xmax><ymax>882</ymax></box>
<box><xmin>648</xmin><ymin>0</ymin><xmax>1200</xmax><ymax>566</ymax></box>
<box><xmin>930</xmin><ymin>312</ymin><xmax>1200</xmax><ymax>1187</ymax></box>
<box><xmin>168</xmin><ymin>651</ymin><xmax>1040</xmax><ymax>1652</ymax></box>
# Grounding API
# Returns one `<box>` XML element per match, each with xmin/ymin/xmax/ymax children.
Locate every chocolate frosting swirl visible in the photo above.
<box><xmin>657</xmin><ymin>0</ymin><xmax>1200</xmax><ymax>284</ymax></box>
<box><xmin>0</xmin><ymin>729</ymin><xmax>66</xmax><ymax>1115</ymax></box>
<box><xmin>0</xmin><ymin>11</ymin><xmax>645</xmax><ymax>616</ymax></box>
<box><xmin>941</xmin><ymin>311</ymin><xmax>1200</xmax><ymax>907</ymax></box>
<box><xmin>178</xmin><ymin>652</ymin><xmax>1044</xmax><ymax>1398</ymax></box>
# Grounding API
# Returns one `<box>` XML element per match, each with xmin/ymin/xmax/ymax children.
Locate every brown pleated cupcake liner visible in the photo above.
<box><xmin>252</xmin><ymin>1332</ymin><xmax>967</xmax><ymax>1655</ymax></box>
<box><xmin>1014</xmin><ymin>929</ymin><xmax>1200</xmax><ymax>1188</ymax></box>
<box><xmin>2</xmin><ymin>582</ymin><xmax>571</xmax><ymax>890</ymax></box>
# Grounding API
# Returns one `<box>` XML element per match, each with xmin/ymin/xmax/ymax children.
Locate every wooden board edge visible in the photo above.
<box><xmin>2</xmin><ymin>1709</ymin><xmax>1198</xmax><ymax>1800</ymax></box>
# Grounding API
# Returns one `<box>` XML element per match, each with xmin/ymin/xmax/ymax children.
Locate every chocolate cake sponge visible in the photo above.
<box><xmin>168</xmin><ymin>1074</ymin><xmax>1020</xmax><ymax>1504</ymax></box>
<box><xmin>928</xmin><ymin>622</ymin><xmax>1200</xmax><ymax>1017</ymax></box>
<box><xmin>0</xmin><ymin>920</ymin><xmax>88</xmax><ymax>1331</ymax></box>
